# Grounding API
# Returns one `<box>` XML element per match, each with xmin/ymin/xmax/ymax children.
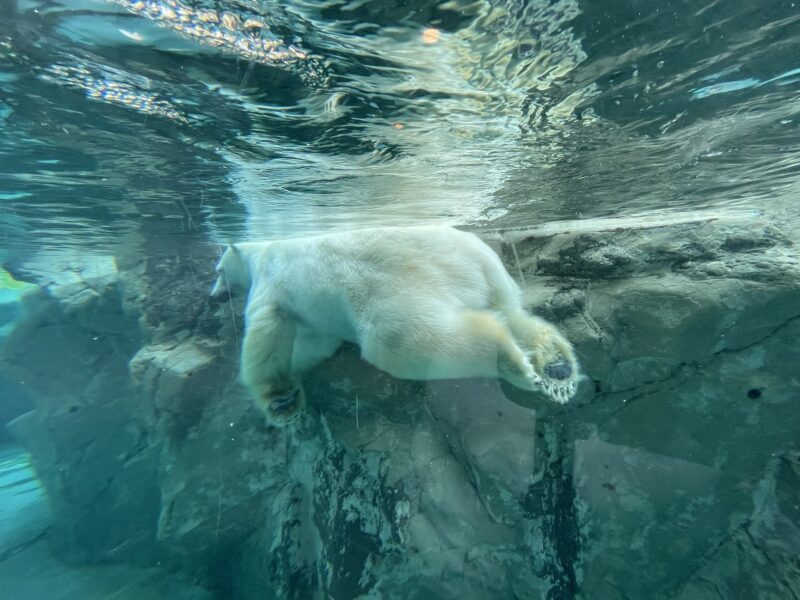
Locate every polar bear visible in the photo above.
<box><xmin>211</xmin><ymin>226</ymin><xmax>578</xmax><ymax>425</ymax></box>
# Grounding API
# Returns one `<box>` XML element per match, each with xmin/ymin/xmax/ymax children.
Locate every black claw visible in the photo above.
<box><xmin>544</xmin><ymin>359</ymin><xmax>572</xmax><ymax>381</ymax></box>
<box><xmin>271</xmin><ymin>389</ymin><xmax>299</xmax><ymax>413</ymax></box>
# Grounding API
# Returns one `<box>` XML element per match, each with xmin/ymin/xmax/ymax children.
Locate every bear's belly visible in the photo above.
<box><xmin>287</xmin><ymin>293</ymin><xmax>359</xmax><ymax>344</ymax></box>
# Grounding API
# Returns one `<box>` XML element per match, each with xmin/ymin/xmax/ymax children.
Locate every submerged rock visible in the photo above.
<box><xmin>0</xmin><ymin>209</ymin><xmax>798</xmax><ymax>599</ymax></box>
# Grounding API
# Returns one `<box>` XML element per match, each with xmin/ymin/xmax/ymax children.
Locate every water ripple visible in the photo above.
<box><xmin>0</xmin><ymin>0</ymin><xmax>798</xmax><ymax>257</ymax></box>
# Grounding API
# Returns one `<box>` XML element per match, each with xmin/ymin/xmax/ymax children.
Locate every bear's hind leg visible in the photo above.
<box><xmin>241</xmin><ymin>303</ymin><xmax>304</xmax><ymax>425</ymax></box>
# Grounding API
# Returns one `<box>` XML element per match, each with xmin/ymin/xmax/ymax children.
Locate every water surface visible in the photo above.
<box><xmin>1</xmin><ymin>0</ymin><xmax>799</xmax><ymax>264</ymax></box>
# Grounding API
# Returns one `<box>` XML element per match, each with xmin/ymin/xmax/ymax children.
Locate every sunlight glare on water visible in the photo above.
<box><xmin>0</xmin><ymin>0</ymin><xmax>799</xmax><ymax>256</ymax></box>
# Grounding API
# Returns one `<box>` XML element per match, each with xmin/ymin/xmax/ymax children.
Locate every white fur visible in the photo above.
<box><xmin>212</xmin><ymin>226</ymin><xmax>578</xmax><ymax>424</ymax></box>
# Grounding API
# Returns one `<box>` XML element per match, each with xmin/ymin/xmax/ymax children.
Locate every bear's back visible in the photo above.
<box><xmin>254</xmin><ymin>226</ymin><xmax>519</xmax><ymax>339</ymax></box>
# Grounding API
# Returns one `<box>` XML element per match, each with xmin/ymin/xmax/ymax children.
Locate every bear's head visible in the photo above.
<box><xmin>210</xmin><ymin>244</ymin><xmax>251</xmax><ymax>299</ymax></box>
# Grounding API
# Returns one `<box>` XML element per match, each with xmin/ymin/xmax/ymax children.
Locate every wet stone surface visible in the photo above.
<box><xmin>2</xmin><ymin>212</ymin><xmax>799</xmax><ymax>599</ymax></box>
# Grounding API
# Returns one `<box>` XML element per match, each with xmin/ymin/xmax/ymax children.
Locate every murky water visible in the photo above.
<box><xmin>1</xmin><ymin>0</ymin><xmax>800</xmax><ymax>598</ymax></box>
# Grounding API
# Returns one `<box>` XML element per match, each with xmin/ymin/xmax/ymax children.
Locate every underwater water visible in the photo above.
<box><xmin>1</xmin><ymin>0</ymin><xmax>800</xmax><ymax>597</ymax></box>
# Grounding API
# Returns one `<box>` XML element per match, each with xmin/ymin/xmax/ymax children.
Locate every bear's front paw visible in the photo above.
<box><xmin>544</xmin><ymin>358</ymin><xmax>572</xmax><ymax>381</ymax></box>
<box><xmin>532</xmin><ymin>354</ymin><xmax>578</xmax><ymax>405</ymax></box>
<box><xmin>257</xmin><ymin>386</ymin><xmax>306</xmax><ymax>426</ymax></box>
<box><xmin>529</xmin><ymin>353</ymin><xmax>578</xmax><ymax>404</ymax></box>
<box><xmin>505</xmin><ymin>311</ymin><xmax>579</xmax><ymax>404</ymax></box>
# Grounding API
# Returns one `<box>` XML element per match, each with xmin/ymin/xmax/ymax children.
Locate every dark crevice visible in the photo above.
<box><xmin>535</xmin><ymin>421</ymin><xmax>581</xmax><ymax>600</ymax></box>
<box><xmin>544</xmin><ymin>456</ymin><xmax>579</xmax><ymax>600</ymax></box>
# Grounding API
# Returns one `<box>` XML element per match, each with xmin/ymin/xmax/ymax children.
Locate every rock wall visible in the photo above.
<box><xmin>495</xmin><ymin>212</ymin><xmax>800</xmax><ymax>599</ymax></box>
<box><xmin>1</xmin><ymin>211</ymin><xmax>798</xmax><ymax>599</ymax></box>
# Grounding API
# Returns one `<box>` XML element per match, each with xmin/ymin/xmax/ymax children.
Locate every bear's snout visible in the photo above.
<box><xmin>544</xmin><ymin>359</ymin><xmax>572</xmax><ymax>381</ymax></box>
<box><xmin>210</xmin><ymin>277</ymin><xmax>242</xmax><ymax>301</ymax></box>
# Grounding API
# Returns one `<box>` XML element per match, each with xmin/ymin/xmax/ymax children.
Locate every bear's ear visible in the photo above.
<box><xmin>227</xmin><ymin>243</ymin><xmax>241</xmax><ymax>256</ymax></box>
